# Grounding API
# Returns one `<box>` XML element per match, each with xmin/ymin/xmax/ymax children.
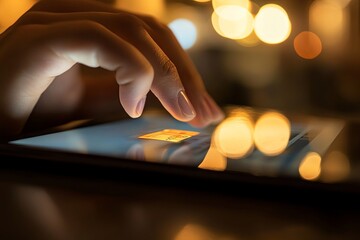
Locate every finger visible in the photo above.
<box><xmin>0</xmin><ymin>20</ymin><xmax>153</xmax><ymax>137</ymax></box>
<box><xmin>15</xmin><ymin>11</ymin><xmax>196</xmax><ymax>122</ymax></box>
<box><xmin>47</xmin><ymin>20</ymin><xmax>155</xmax><ymax>118</ymax></box>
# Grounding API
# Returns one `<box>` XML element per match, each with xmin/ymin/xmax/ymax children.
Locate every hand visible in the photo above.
<box><xmin>0</xmin><ymin>0</ymin><xmax>224</xmax><ymax>140</ymax></box>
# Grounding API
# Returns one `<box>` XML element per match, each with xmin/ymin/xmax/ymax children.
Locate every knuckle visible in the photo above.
<box><xmin>144</xmin><ymin>63</ymin><xmax>155</xmax><ymax>80</ymax></box>
<box><xmin>109</xmin><ymin>13</ymin><xmax>147</xmax><ymax>38</ymax></box>
<box><xmin>160</xmin><ymin>58</ymin><xmax>177</xmax><ymax>77</ymax></box>
<box><xmin>132</xmin><ymin>60</ymin><xmax>154</xmax><ymax>83</ymax></box>
<box><xmin>124</xmin><ymin>14</ymin><xmax>146</xmax><ymax>39</ymax></box>
<box><xmin>60</xmin><ymin>20</ymin><xmax>108</xmax><ymax>43</ymax></box>
<box><xmin>122</xmin><ymin>14</ymin><xmax>145</xmax><ymax>33</ymax></box>
<box><xmin>76</xmin><ymin>20</ymin><xmax>105</xmax><ymax>35</ymax></box>
<box><xmin>79</xmin><ymin>19</ymin><xmax>101</xmax><ymax>28</ymax></box>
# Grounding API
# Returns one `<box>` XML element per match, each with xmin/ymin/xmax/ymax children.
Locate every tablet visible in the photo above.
<box><xmin>7</xmin><ymin>105</ymin><xmax>358</xmax><ymax>186</ymax></box>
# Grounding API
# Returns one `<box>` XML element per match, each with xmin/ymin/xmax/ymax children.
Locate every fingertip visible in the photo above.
<box><xmin>119</xmin><ymin>86</ymin><xmax>148</xmax><ymax>119</ymax></box>
<box><xmin>203</xmin><ymin>93</ymin><xmax>225</xmax><ymax>123</ymax></box>
<box><xmin>188</xmin><ymin>93</ymin><xmax>225</xmax><ymax>128</ymax></box>
<box><xmin>177</xmin><ymin>90</ymin><xmax>196</xmax><ymax>121</ymax></box>
<box><xmin>124</xmin><ymin>96</ymin><xmax>147</xmax><ymax>118</ymax></box>
<box><xmin>135</xmin><ymin>95</ymin><xmax>146</xmax><ymax>117</ymax></box>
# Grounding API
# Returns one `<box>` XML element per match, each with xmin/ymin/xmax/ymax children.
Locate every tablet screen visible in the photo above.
<box><xmin>9</xmin><ymin>106</ymin><xmax>357</xmax><ymax>184</ymax></box>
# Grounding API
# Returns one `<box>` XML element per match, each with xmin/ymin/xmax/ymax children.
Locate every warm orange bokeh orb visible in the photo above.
<box><xmin>294</xmin><ymin>31</ymin><xmax>322</xmax><ymax>59</ymax></box>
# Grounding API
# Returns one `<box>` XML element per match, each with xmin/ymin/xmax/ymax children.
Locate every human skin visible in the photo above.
<box><xmin>0</xmin><ymin>0</ymin><xmax>224</xmax><ymax>140</ymax></box>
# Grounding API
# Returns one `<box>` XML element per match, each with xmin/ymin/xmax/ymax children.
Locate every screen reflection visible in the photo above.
<box><xmin>206</xmin><ymin>107</ymin><xmax>347</xmax><ymax>182</ymax></box>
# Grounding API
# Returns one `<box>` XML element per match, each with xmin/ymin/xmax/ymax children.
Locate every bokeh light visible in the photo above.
<box><xmin>168</xmin><ymin>18</ymin><xmax>198</xmax><ymax>50</ymax></box>
<box><xmin>299</xmin><ymin>152</ymin><xmax>322</xmax><ymax>181</ymax></box>
<box><xmin>254</xmin><ymin>4</ymin><xmax>291</xmax><ymax>44</ymax></box>
<box><xmin>294</xmin><ymin>31</ymin><xmax>322</xmax><ymax>59</ymax></box>
<box><xmin>321</xmin><ymin>0</ymin><xmax>353</xmax><ymax>8</ymax></box>
<box><xmin>211</xmin><ymin>11</ymin><xmax>226</xmax><ymax>38</ymax></box>
<box><xmin>115</xmin><ymin>0</ymin><xmax>164</xmax><ymax>17</ymax></box>
<box><xmin>174</xmin><ymin>224</ymin><xmax>215</xmax><ymax>240</ymax></box>
<box><xmin>193</xmin><ymin>0</ymin><xmax>211</xmax><ymax>2</ymax></box>
<box><xmin>213</xmin><ymin>114</ymin><xmax>254</xmax><ymax>159</ymax></box>
<box><xmin>254</xmin><ymin>112</ymin><xmax>291</xmax><ymax>156</ymax></box>
<box><xmin>212</xmin><ymin>0</ymin><xmax>250</xmax><ymax>13</ymax></box>
<box><xmin>236</xmin><ymin>31</ymin><xmax>260</xmax><ymax>47</ymax></box>
<box><xmin>198</xmin><ymin>145</ymin><xmax>227</xmax><ymax>171</ymax></box>
<box><xmin>211</xmin><ymin>6</ymin><xmax>254</xmax><ymax>39</ymax></box>
<box><xmin>309</xmin><ymin>0</ymin><xmax>345</xmax><ymax>47</ymax></box>
<box><xmin>0</xmin><ymin>0</ymin><xmax>36</xmax><ymax>33</ymax></box>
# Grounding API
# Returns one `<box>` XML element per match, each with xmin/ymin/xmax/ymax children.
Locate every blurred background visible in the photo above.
<box><xmin>1</xmin><ymin>2</ymin><xmax>360</xmax><ymax>239</ymax></box>
<box><xmin>0</xmin><ymin>0</ymin><xmax>359</xmax><ymax>116</ymax></box>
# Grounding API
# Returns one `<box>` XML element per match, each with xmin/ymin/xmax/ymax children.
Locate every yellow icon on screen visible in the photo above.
<box><xmin>138</xmin><ymin>129</ymin><xmax>200</xmax><ymax>143</ymax></box>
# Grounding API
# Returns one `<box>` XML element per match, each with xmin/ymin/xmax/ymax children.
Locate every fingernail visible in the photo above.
<box><xmin>136</xmin><ymin>96</ymin><xmax>146</xmax><ymax>117</ymax></box>
<box><xmin>177</xmin><ymin>90</ymin><xmax>196</xmax><ymax>119</ymax></box>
